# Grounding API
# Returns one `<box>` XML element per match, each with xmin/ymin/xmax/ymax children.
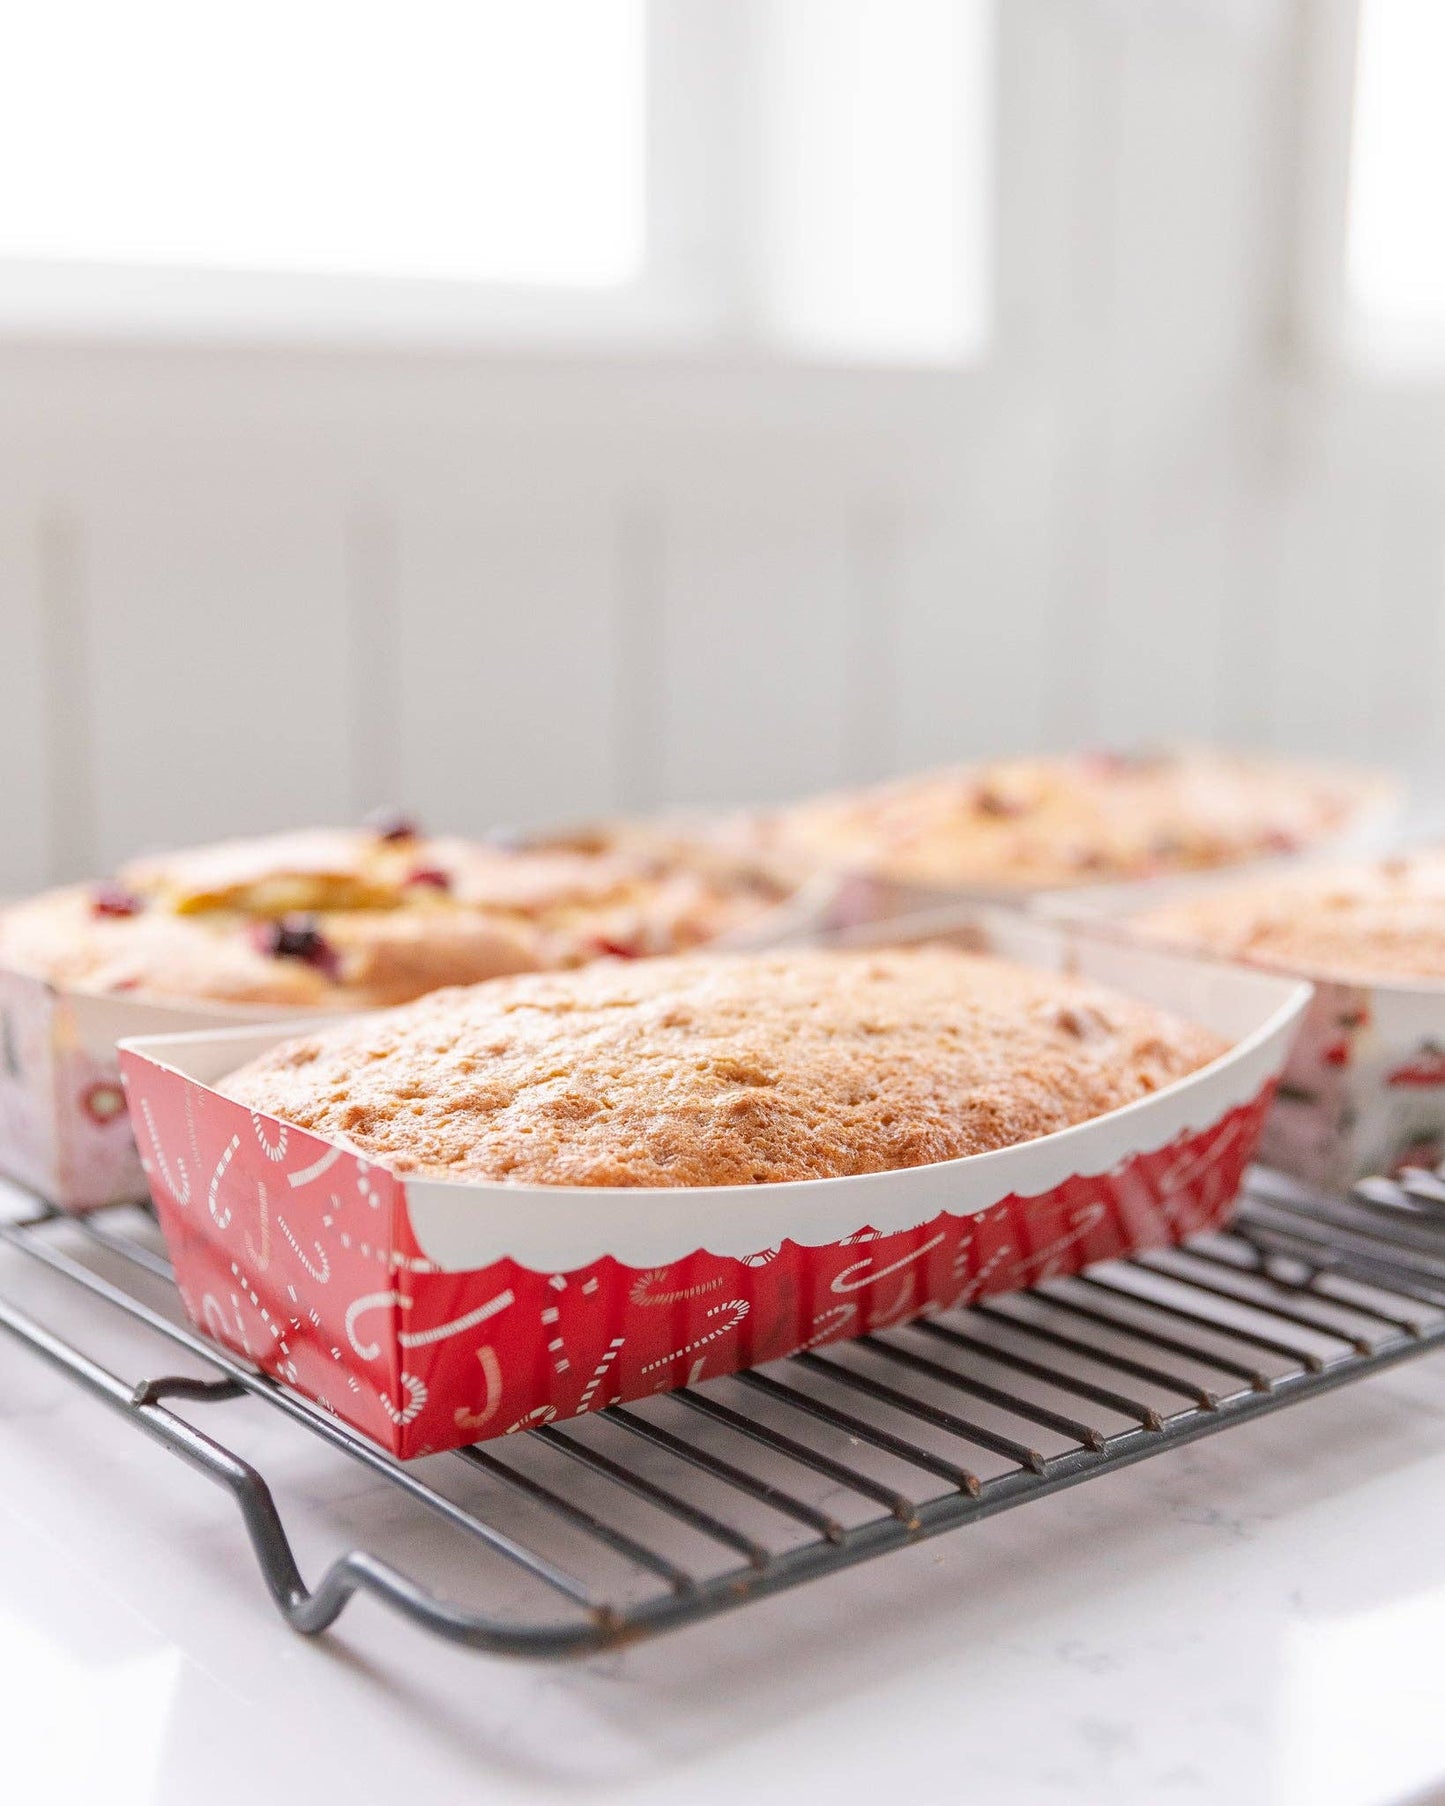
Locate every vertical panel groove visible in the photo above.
<box><xmin>37</xmin><ymin>505</ymin><xmax>96</xmax><ymax>883</ymax></box>
<box><xmin>842</xmin><ymin>500</ymin><xmax>900</xmax><ymax>783</ymax></box>
<box><xmin>346</xmin><ymin>501</ymin><xmax>401</xmax><ymax>819</ymax></box>
<box><xmin>614</xmin><ymin>497</ymin><xmax>667</xmax><ymax>813</ymax></box>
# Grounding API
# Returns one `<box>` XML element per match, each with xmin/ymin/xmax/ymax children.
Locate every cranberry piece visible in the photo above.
<box><xmin>593</xmin><ymin>938</ymin><xmax>641</xmax><ymax>959</ymax></box>
<box><xmin>974</xmin><ymin>786</ymin><xmax>1025</xmax><ymax>819</ymax></box>
<box><xmin>406</xmin><ymin>866</ymin><xmax>452</xmax><ymax>891</ymax></box>
<box><xmin>364</xmin><ymin>807</ymin><xmax>420</xmax><ymax>842</ymax></box>
<box><xmin>91</xmin><ymin>882</ymin><xmax>144</xmax><ymax>918</ymax></box>
<box><xmin>252</xmin><ymin>915</ymin><xmax>342</xmax><ymax>981</ymax></box>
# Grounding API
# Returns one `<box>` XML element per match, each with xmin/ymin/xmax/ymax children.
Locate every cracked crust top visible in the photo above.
<box><xmin>218</xmin><ymin>946</ymin><xmax>1225</xmax><ymax>1187</ymax></box>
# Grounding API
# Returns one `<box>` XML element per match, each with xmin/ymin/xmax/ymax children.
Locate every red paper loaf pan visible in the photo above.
<box><xmin>117</xmin><ymin>913</ymin><xmax>1310</xmax><ymax>1459</ymax></box>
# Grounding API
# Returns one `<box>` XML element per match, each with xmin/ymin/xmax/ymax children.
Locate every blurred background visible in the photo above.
<box><xmin>0</xmin><ymin>0</ymin><xmax>1439</xmax><ymax>895</ymax></box>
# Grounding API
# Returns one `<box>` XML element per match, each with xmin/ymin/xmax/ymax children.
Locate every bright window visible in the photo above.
<box><xmin>0</xmin><ymin>0</ymin><xmax>991</xmax><ymax>362</ymax></box>
<box><xmin>1347</xmin><ymin>0</ymin><xmax>1445</xmax><ymax>338</ymax></box>
<box><xmin>754</xmin><ymin>0</ymin><xmax>992</xmax><ymax>364</ymax></box>
<box><xmin>0</xmin><ymin>0</ymin><xmax>646</xmax><ymax>288</ymax></box>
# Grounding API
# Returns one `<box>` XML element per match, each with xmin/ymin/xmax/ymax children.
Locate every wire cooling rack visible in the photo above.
<box><xmin>1</xmin><ymin>1165</ymin><xmax>1443</xmax><ymax>1659</ymax></box>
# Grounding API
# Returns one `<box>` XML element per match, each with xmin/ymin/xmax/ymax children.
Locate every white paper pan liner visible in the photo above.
<box><xmin>122</xmin><ymin>911</ymin><xmax>1309</xmax><ymax>1273</ymax></box>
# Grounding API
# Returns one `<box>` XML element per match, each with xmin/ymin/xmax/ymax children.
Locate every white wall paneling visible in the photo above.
<box><xmin>656</xmin><ymin>494</ymin><xmax>856</xmax><ymax>807</ymax></box>
<box><xmin>0</xmin><ymin>492</ymin><xmax>51</xmax><ymax>893</ymax></box>
<box><xmin>79</xmin><ymin>455</ymin><xmax>354</xmax><ymax>873</ymax></box>
<box><xmin>1</xmin><ymin>0</ymin><xmax>1442</xmax><ymax>892</ymax></box>
<box><xmin>392</xmin><ymin>473</ymin><xmax>622</xmax><ymax>833</ymax></box>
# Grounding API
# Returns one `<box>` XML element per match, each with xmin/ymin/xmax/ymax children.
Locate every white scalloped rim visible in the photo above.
<box><xmin>120</xmin><ymin>912</ymin><xmax>1312</xmax><ymax>1273</ymax></box>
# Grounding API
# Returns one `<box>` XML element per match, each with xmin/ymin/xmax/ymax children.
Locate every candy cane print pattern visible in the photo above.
<box><xmin>199</xmin><ymin>1293</ymin><xmax>230</xmax><ymax>1343</ymax></box>
<box><xmin>628</xmin><ymin>1267</ymin><xmax>726</xmax><ymax>1307</ymax></box>
<box><xmin>137</xmin><ymin>1095</ymin><xmax>191</xmax><ymax>1205</ymax></box>
<box><xmin>531</xmin><ymin>1273</ymin><xmax>577</xmax><ymax>1376</ymax></box>
<box><xmin>950</xmin><ymin>1202</ymin><xmax>1011</xmax><ymax>1278</ymax></box>
<box><xmin>380</xmin><ymin>1371</ymin><xmax>428</xmax><ymax>1427</ymax></box>
<box><xmin>228</xmin><ymin>1257</ymin><xmax>293</xmax><ymax>1361</ymax></box>
<box><xmin>945</xmin><ymin>1204</ymin><xmax>1015</xmax><ymax>1308</ymax></box>
<box><xmin>801</xmin><ymin>1301</ymin><xmax>858</xmax><ymax>1349</ymax></box>
<box><xmin>948</xmin><ymin>1240</ymin><xmax>1016</xmax><ymax>1309</ymax></box>
<box><xmin>356</xmin><ymin>1161</ymin><xmax>383</xmax><ymax>1211</ymax></box>
<box><xmin>207</xmin><ymin>1135</ymin><xmax>241</xmax><ymax>1230</ymax></box>
<box><xmin>276</xmin><ymin>1211</ymin><xmax>330</xmax><ymax>1284</ymax></box>
<box><xmin>1025</xmin><ymin>1199</ymin><xmax>1108</xmax><ymax>1285</ymax></box>
<box><xmin>454</xmin><ymin>1345</ymin><xmax>505</xmax><ymax>1436</ymax></box>
<box><xmin>1155</xmin><ymin>1111</ymin><xmax>1256</xmax><ymax>1235</ymax></box>
<box><xmin>244</xmin><ymin>1181</ymin><xmax>272</xmax><ymax>1271</ymax></box>
<box><xmin>538</xmin><ymin>1303</ymin><xmax>570</xmax><ymax>1375</ymax></box>
<box><xmin>285</xmin><ymin>1143</ymin><xmax>342</xmax><ymax>1189</ymax></box>
<box><xmin>249</xmin><ymin>1111</ymin><xmax>288</xmax><ymax>1162</ymax></box>
<box><xmin>343</xmin><ymin>1286</ymin><xmax>515</xmax><ymax>1361</ymax></box>
<box><xmin>576</xmin><ymin>1337</ymin><xmax>627</xmax><ymax>1412</ymax></box>
<box><xmin>401</xmin><ymin>1291</ymin><xmax>515</xmax><ymax>1349</ymax></box>
<box><xmin>1157</xmin><ymin>1116</ymin><xmax>1246</xmax><ymax>1199</ymax></box>
<box><xmin>868</xmin><ymin>1270</ymin><xmax>923</xmax><ymax>1331</ymax></box>
<box><xmin>639</xmin><ymin>1299</ymin><xmax>749</xmax><ymax>1378</ymax></box>
<box><xmin>200</xmin><ymin>1291</ymin><xmax>253</xmax><ymax>1356</ymax></box>
<box><xmin>504</xmin><ymin>1405</ymin><xmax>558</xmax><ymax>1435</ymax></box>
<box><xmin>830</xmin><ymin>1230</ymin><xmax>947</xmax><ymax>1295</ymax></box>
<box><xmin>345</xmin><ymin>1290</ymin><xmax>403</xmax><ymax>1361</ymax></box>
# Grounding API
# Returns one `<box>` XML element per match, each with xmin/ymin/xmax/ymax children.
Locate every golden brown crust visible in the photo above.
<box><xmin>1130</xmin><ymin>851</ymin><xmax>1445</xmax><ymax>984</ymax></box>
<box><xmin>0</xmin><ymin>827</ymin><xmax>795</xmax><ymax>1010</ymax></box>
<box><xmin>219</xmin><ymin>948</ymin><xmax>1225</xmax><ymax>1187</ymax></box>
<box><xmin>769</xmin><ymin>749</ymin><xmax>1379</xmax><ymax>890</ymax></box>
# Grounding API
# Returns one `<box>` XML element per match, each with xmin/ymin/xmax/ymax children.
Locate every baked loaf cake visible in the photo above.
<box><xmin>0</xmin><ymin>821</ymin><xmax>795</xmax><ymax>1011</ymax></box>
<box><xmin>219</xmin><ymin>947</ymin><xmax>1225</xmax><ymax>1187</ymax></box>
<box><xmin>1130</xmin><ymin>851</ymin><xmax>1445</xmax><ymax>984</ymax></box>
<box><xmin>769</xmin><ymin>748</ymin><xmax>1383</xmax><ymax>890</ymax></box>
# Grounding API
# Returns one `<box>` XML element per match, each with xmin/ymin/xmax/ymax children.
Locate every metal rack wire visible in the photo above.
<box><xmin>1</xmin><ymin>1165</ymin><xmax>1443</xmax><ymax>1659</ymax></box>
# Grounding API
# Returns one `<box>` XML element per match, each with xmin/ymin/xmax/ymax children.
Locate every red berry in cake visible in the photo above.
<box><xmin>91</xmin><ymin>882</ymin><xmax>145</xmax><ymax>918</ymax></box>
<box><xmin>364</xmin><ymin>808</ymin><xmax>420</xmax><ymax>842</ymax></box>
<box><xmin>406</xmin><ymin>866</ymin><xmax>452</xmax><ymax>891</ymax></box>
<box><xmin>593</xmin><ymin>937</ymin><xmax>641</xmax><ymax>959</ymax></box>
<box><xmin>974</xmin><ymin>786</ymin><xmax>1025</xmax><ymax>819</ymax></box>
<box><xmin>252</xmin><ymin>915</ymin><xmax>342</xmax><ymax>980</ymax></box>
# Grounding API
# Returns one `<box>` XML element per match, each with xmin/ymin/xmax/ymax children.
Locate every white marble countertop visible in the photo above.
<box><xmin>3</xmin><ymin>1200</ymin><xmax>1444</xmax><ymax>1806</ymax></box>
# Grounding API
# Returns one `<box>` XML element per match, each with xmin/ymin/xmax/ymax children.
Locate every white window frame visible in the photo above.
<box><xmin>1292</xmin><ymin>0</ymin><xmax>1445</xmax><ymax>387</ymax></box>
<box><xmin>0</xmin><ymin>1</ymin><xmax>995</xmax><ymax>366</ymax></box>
